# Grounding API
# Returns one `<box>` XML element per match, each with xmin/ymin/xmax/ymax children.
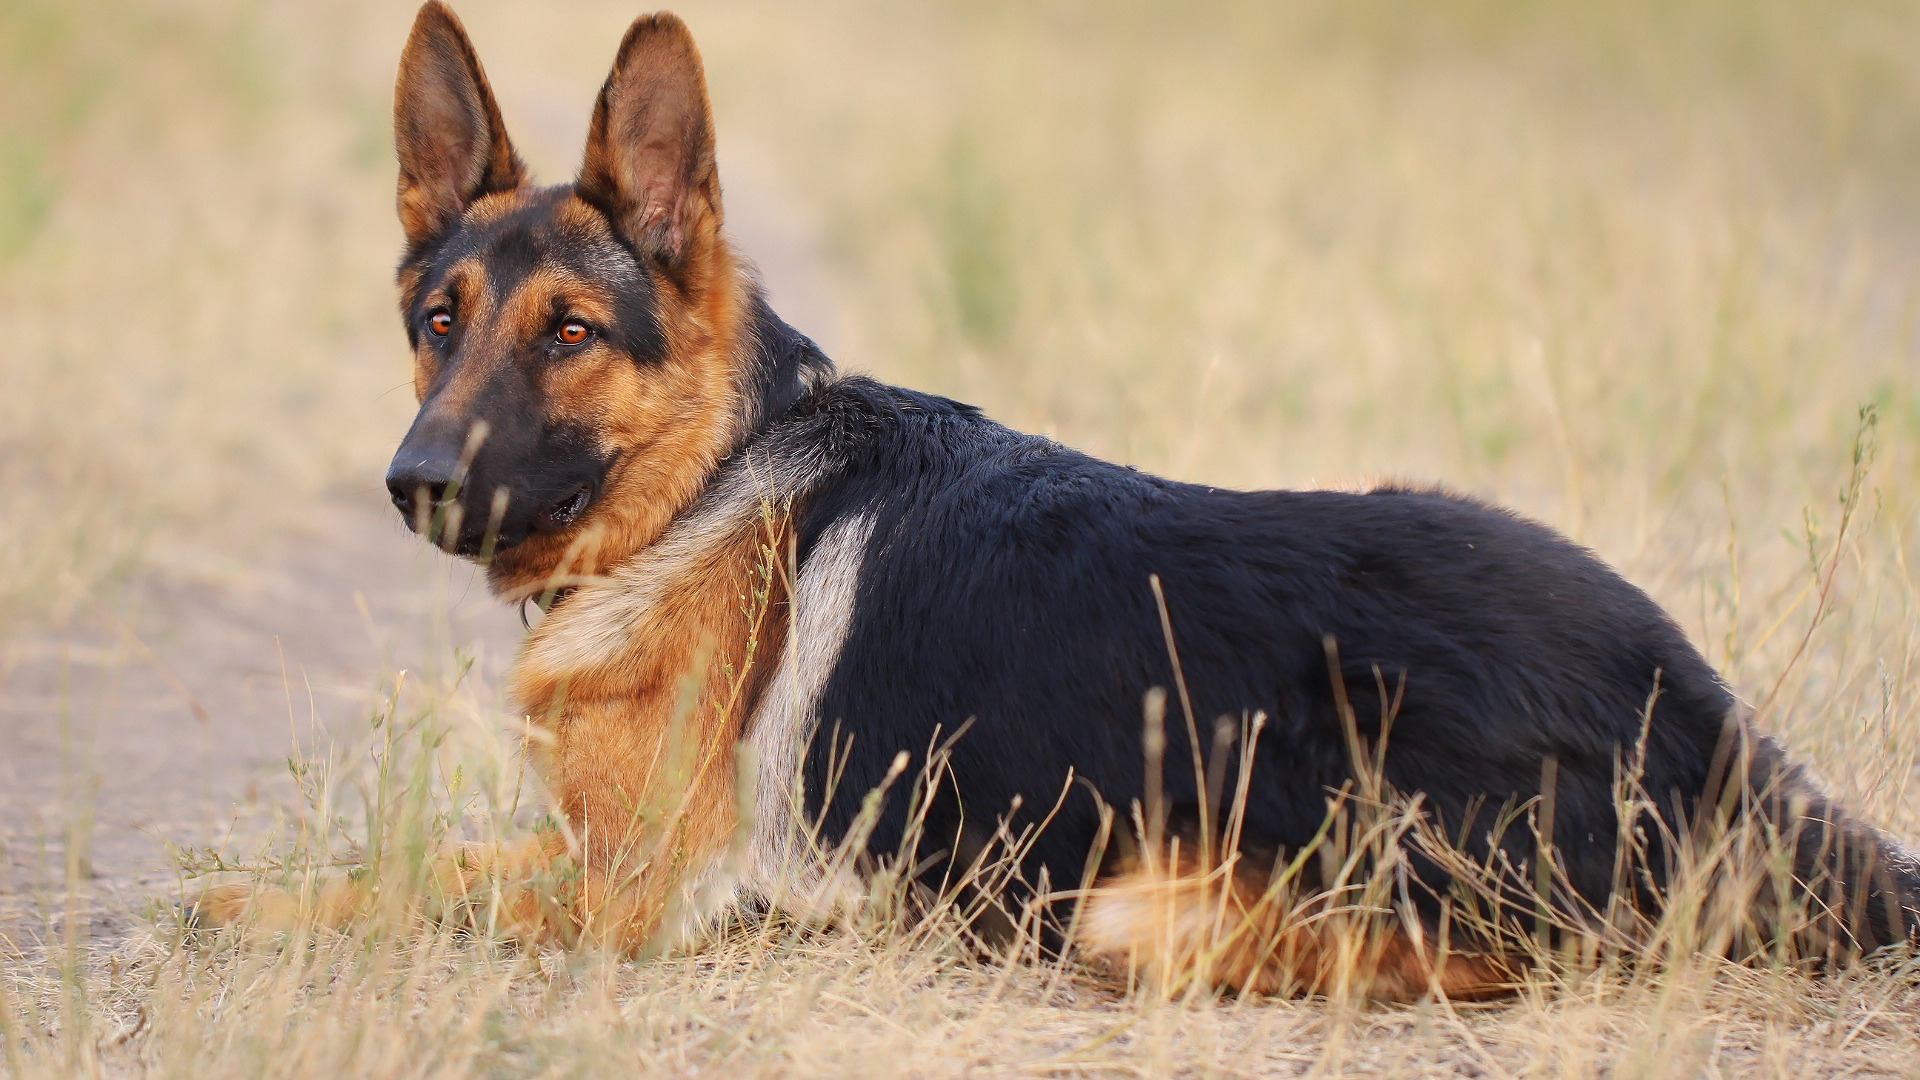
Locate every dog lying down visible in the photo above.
<box><xmin>192</xmin><ymin>3</ymin><xmax>1920</xmax><ymax>1000</ymax></box>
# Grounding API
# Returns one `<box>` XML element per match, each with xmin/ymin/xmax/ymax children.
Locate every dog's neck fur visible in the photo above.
<box><xmin>729</xmin><ymin>285</ymin><xmax>837</xmax><ymax>447</ymax></box>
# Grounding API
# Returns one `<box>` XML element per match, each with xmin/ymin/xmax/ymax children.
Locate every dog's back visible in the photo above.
<box><xmin>714</xmin><ymin>370</ymin><xmax>1920</xmax><ymax>975</ymax></box>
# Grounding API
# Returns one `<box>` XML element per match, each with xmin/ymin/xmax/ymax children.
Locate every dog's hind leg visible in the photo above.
<box><xmin>1079</xmin><ymin>854</ymin><xmax>1515</xmax><ymax>1001</ymax></box>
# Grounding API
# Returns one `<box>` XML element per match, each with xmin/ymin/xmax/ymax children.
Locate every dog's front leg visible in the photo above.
<box><xmin>427</xmin><ymin>833</ymin><xmax>579</xmax><ymax>945</ymax></box>
<box><xmin>188</xmin><ymin>874</ymin><xmax>361</xmax><ymax>935</ymax></box>
<box><xmin>188</xmin><ymin>834</ymin><xmax>567</xmax><ymax>943</ymax></box>
<box><xmin>433</xmin><ymin>832</ymin><xmax>724</xmax><ymax>954</ymax></box>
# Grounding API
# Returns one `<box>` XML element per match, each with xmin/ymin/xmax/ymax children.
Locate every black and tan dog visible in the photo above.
<box><xmin>195</xmin><ymin>3</ymin><xmax>1920</xmax><ymax>998</ymax></box>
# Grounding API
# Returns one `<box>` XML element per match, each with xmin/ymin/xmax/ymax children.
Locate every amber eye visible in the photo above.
<box><xmin>556</xmin><ymin>321</ymin><xmax>590</xmax><ymax>346</ymax></box>
<box><xmin>427</xmin><ymin>310</ymin><xmax>452</xmax><ymax>336</ymax></box>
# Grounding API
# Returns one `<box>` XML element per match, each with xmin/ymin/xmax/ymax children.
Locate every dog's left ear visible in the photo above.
<box><xmin>576</xmin><ymin>12</ymin><xmax>720</xmax><ymax>274</ymax></box>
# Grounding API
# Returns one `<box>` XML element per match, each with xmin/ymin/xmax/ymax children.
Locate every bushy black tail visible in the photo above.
<box><xmin>1737</xmin><ymin>732</ymin><xmax>1920</xmax><ymax>957</ymax></box>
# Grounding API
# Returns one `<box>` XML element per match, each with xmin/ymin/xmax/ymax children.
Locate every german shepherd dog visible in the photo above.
<box><xmin>195</xmin><ymin>3</ymin><xmax>1920</xmax><ymax>998</ymax></box>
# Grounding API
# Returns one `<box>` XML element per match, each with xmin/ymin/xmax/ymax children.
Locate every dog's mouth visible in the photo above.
<box><xmin>539</xmin><ymin>484</ymin><xmax>594</xmax><ymax>531</ymax></box>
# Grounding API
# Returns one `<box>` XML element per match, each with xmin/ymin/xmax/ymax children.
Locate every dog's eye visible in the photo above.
<box><xmin>427</xmin><ymin>311</ymin><xmax>452</xmax><ymax>336</ymax></box>
<box><xmin>556</xmin><ymin>321</ymin><xmax>591</xmax><ymax>346</ymax></box>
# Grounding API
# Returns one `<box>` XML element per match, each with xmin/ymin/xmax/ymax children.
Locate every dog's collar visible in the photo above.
<box><xmin>519</xmin><ymin>585</ymin><xmax>579</xmax><ymax>631</ymax></box>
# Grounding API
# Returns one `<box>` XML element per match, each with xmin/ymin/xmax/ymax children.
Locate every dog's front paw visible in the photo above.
<box><xmin>185</xmin><ymin>878</ymin><xmax>359</xmax><ymax>934</ymax></box>
<box><xmin>184</xmin><ymin>882</ymin><xmax>295</xmax><ymax>932</ymax></box>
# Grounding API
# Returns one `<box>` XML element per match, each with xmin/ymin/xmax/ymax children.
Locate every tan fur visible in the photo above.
<box><xmin>1080</xmin><ymin>857</ymin><xmax>1516</xmax><ymax>1001</ymax></box>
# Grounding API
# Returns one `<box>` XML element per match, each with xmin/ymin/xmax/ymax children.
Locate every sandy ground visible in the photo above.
<box><xmin>0</xmin><ymin>493</ymin><xmax>525</xmax><ymax>948</ymax></box>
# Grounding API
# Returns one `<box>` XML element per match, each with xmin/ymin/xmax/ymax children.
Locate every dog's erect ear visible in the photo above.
<box><xmin>393</xmin><ymin>2</ymin><xmax>525</xmax><ymax>249</ymax></box>
<box><xmin>576</xmin><ymin>13</ymin><xmax>720</xmax><ymax>270</ymax></box>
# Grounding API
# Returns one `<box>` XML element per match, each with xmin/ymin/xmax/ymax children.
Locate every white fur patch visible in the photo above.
<box><xmin>661</xmin><ymin>511</ymin><xmax>873</xmax><ymax>942</ymax></box>
<box><xmin>742</xmin><ymin>512</ymin><xmax>874</xmax><ymax>898</ymax></box>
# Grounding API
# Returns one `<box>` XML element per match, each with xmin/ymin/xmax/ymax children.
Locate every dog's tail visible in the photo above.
<box><xmin>1731</xmin><ymin>729</ymin><xmax>1920</xmax><ymax>957</ymax></box>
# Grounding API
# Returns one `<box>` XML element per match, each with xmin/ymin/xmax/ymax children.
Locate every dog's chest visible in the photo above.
<box><xmin>506</xmin><ymin>502</ymin><xmax>876</xmax><ymax>923</ymax></box>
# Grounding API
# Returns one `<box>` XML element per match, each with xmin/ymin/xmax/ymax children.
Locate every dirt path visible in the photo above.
<box><xmin>0</xmin><ymin>491</ymin><xmax>524</xmax><ymax>947</ymax></box>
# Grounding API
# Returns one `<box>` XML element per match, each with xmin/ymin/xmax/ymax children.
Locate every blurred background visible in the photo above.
<box><xmin>3</xmin><ymin>0</ymin><xmax>1920</xmax><ymax>937</ymax></box>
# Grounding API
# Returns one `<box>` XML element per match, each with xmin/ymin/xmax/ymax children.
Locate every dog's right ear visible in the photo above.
<box><xmin>393</xmin><ymin>1</ymin><xmax>525</xmax><ymax>250</ymax></box>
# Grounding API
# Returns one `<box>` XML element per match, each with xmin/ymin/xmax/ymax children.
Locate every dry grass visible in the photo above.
<box><xmin>7</xmin><ymin>0</ymin><xmax>1920</xmax><ymax>1075</ymax></box>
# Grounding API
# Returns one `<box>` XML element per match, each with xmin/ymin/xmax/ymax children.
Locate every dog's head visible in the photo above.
<box><xmin>385</xmin><ymin>3</ymin><xmax>749</xmax><ymax>600</ymax></box>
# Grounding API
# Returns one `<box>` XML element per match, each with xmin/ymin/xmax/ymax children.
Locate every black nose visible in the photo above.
<box><xmin>385</xmin><ymin>454</ymin><xmax>459</xmax><ymax>522</ymax></box>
